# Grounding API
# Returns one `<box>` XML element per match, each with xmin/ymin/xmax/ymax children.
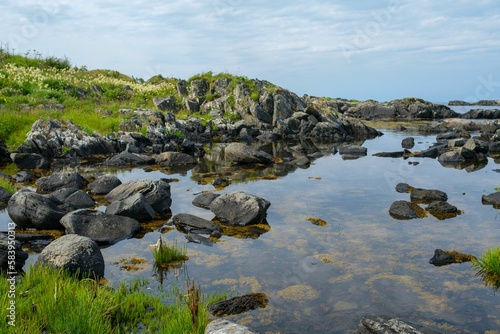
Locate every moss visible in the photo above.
<box><xmin>306</xmin><ymin>217</ymin><xmax>328</xmax><ymax>226</ymax></box>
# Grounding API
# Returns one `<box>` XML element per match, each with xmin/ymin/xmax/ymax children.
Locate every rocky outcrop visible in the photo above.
<box><xmin>7</xmin><ymin>190</ymin><xmax>70</xmax><ymax>229</ymax></box>
<box><xmin>105</xmin><ymin>179</ymin><xmax>172</xmax><ymax>217</ymax></box>
<box><xmin>482</xmin><ymin>192</ymin><xmax>500</xmax><ymax>208</ymax></box>
<box><xmin>36</xmin><ymin>234</ymin><xmax>104</xmax><ymax>279</ymax></box>
<box><xmin>209</xmin><ymin>191</ymin><xmax>270</xmax><ymax>226</ymax></box>
<box><xmin>461</xmin><ymin>109</ymin><xmax>500</xmax><ymax>119</ymax></box>
<box><xmin>16</xmin><ymin>119</ymin><xmax>118</xmax><ymax>158</ymax></box>
<box><xmin>0</xmin><ymin>233</ymin><xmax>29</xmax><ymax>272</ymax></box>
<box><xmin>449</xmin><ymin>99</ymin><xmax>500</xmax><ymax>106</ymax></box>
<box><xmin>60</xmin><ymin>209</ymin><xmax>140</xmax><ymax>244</ymax></box>
<box><xmin>35</xmin><ymin>172</ymin><xmax>88</xmax><ymax>193</ymax></box>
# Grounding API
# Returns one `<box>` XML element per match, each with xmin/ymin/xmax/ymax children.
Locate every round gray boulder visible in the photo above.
<box><xmin>35</xmin><ymin>172</ymin><xmax>88</xmax><ymax>193</ymax></box>
<box><xmin>105</xmin><ymin>192</ymin><xmax>156</xmax><ymax>222</ymax></box>
<box><xmin>36</xmin><ymin>234</ymin><xmax>104</xmax><ymax>279</ymax></box>
<box><xmin>209</xmin><ymin>191</ymin><xmax>271</xmax><ymax>226</ymax></box>
<box><xmin>87</xmin><ymin>174</ymin><xmax>122</xmax><ymax>195</ymax></box>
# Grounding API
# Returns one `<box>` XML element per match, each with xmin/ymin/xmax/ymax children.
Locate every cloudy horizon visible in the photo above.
<box><xmin>1</xmin><ymin>0</ymin><xmax>499</xmax><ymax>102</ymax></box>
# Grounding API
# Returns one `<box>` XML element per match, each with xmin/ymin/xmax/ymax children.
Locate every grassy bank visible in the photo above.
<box><xmin>0</xmin><ymin>264</ymin><xmax>219</xmax><ymax>333</ymax></box>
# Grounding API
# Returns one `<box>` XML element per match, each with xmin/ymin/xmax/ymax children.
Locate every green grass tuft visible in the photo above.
<box><xmin>151</xmin><ymin>237</ymin><xmax>189</xmax><ymax>268</ymax></box>
<box><xmin>473</xmin><ymin>247</ymin><xmax>500</xmax><ymax>290</ymax></box>
<box><xmin>0</xmin><ymin>177</ymin><xmax>16</xmax><ymax>194</ymax></box>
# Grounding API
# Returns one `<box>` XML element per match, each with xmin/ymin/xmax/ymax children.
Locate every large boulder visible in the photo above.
<box><xmin>60</xmin><ymin>209</ymin><xmax>140</xmax><ymax>244</ymax></box>
<box><xmin>225</xmin><ymin>143</ymin><xmax>274</xmax><ymax>164</ymax></box>
<box><xmin>204</xmin><ymin>320</ymin><xmax>256</xmax><ymax>334</ymax></box>
<box><xmin>105</xmin><ymin>193</ymin><xmax>156</xmax><ymax>222</ymax></box>
<box><xmin>10</xmin><ymin>153</ymin><xmax>50</xmax><ymax>169</ymax></box>
<box><xmin>36</xmin><ymin>234</ymin><xmax>105</xmax><ymax>279</ymax></box>
<box><xmin>7</xmin><ymin>190</ymin><xmax>69</xmax><ymax>229</ymax></box>
<box><xmin>0</xmin><ymin>233</ymin><xmax>29</xmax><ymax>272</ymax></box>
<box><xmin>105</xmin><ymin>179</ymin><xmax>172</xmax><ymax>216</ymax></box>
<box><xmin>35</xmin><ymin>172</ymin><xmax>88</xmax><ymax>193</ymax></box>
<box><xmin>87</xmin><ymin>175</ymin><xmax>122</xmax><ymax>195</ymax></box>
<box><xmin>172</xmin><ymin>213</ymin><xmax>222</xmax><ymax>235</ymax></box>
<box><xmin>209</xmin><ymin>192</ymin><xmax>271</xmax><ymax>226</ymax></box>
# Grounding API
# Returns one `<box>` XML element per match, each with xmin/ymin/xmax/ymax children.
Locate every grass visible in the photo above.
<box><xmin>472</xmin><ymin>247</ymin><xmax>500</xmax><ymax>290</ymax></box>
<box><xmin>151</xmin><ymin>236</ymin><xmax>189</xmax><ymax>268</ymax></box>
<box><xmin>0</xmin><ymin>264</ymin><xmax>219</xmax><ymax>333</ymax></box>
<box><xmin>0</xmin><ymin>177</ymin><xmax>16</xmax><ymax>194</ymax></box>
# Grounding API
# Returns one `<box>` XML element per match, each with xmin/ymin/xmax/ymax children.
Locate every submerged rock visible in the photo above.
<box><xmin>208</xmin><ymin>293</ymin><xmax>269</xmax><ymax>316</ymax></box>
<box><xmin>429</xmin><ymin>249</ymin><xmax>477</xmax><ymax>266</ymax></box>
<box><xmin>36</xmin><ymin>234</ymin><xmax>104</xmax><ymax>279</ymax></box>
<box><xmin>359</xmin><ymin>315</ymin><xmax>445</xmax><ymax>334</ymax></box>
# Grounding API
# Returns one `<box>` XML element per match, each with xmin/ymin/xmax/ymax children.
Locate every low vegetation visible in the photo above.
<box><xmin>0</xmin><ymin>264</ymin><xmax>222</xmax><ymax>333</ymax></box>
<box><xmin>473</xmin><ymin>247</ymin><xmax>500</xmax><ymax>290</ymax></box>
<box><xmin>151</xmin><ymin>236</ymin><xmax>189</xmax><ymax>268</ymax></box>
<box><xmin>0</xmin><ymin>177</ymin><xmax>16</xmax><ymax>194</ymax></box>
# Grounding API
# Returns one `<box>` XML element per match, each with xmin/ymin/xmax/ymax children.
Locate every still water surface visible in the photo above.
<box><xmin>2</xmin><ymin>128</ymin><xmax>499</xmax><ymax>333</ymax></box>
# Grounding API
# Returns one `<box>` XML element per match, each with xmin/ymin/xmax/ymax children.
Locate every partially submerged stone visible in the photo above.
<box><xmin>209</xmin><ymin>293</ymin><xmax>269</xmax><ymax>316</ymax></box>
<box><xmin>429</xmin><ymin>249</ymin><xmax>477</xmax><ymax>266</ymax></box>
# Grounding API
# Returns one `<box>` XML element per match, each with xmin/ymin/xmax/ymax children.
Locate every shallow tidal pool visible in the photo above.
<box><xmin>2</xmin><ymin>129</ymin><xmax>500</xmax><ymax>333</ymax></box>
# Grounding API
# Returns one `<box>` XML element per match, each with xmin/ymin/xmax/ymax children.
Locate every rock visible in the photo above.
<box><xmin>410</xmin><ymin>188</ymin><xmax>448</xmax><ymax>203</ymax></box>
<box><xmin>12</xmin><ymin>171</ymin><xmax>33</xmax><ymax>183</ymax></box>
<box><xmin>186</xmin><ymin>232</ymin><xmax>213</xmax><ymax>246</ymax></box>
<box><xmin>7</xmin><ymin>190</ymin><xmax>69</xmax><ymax>229</ymax></box>
<box><xmin>0</xmin><ymin>233</ymin><xmax>29</xmax><ymax>272</ymax></box>
<box><xmin>35</xmin><ymin>172</ymin><xmax>88</xmax><ymax>193</ymax></box>
<box><xmin>204</xmin><ymin>320</ymin><xmax>256</xmax><ymax>334</ymax></box>
<box><xmin>338</xmin><ymin>145</ymin><xmax>367</xmax><ymax>156</ymax></box>
<box><xmin>489</xmin><ymin>141</ymin><xmax>500</xmax><ymax>154</ymax></box>
<box><xmin>389</xmin><ymin>200</ymin><xmax>422</xmax><ymax>220</ymax></box>
<box><xmin>463</xmin><ymin>138</ymin><xmax>489</xmax><ymax>154</ymax></box>
<box><xmin>438</xmin><ymin>151</ymin><xmax>465</xmax><ymax>164</ymax></box>
<box><xmin>359</xmin><ymin>315</ymin><xmax>445</xmax><ymax>334</ymax></box>
<box><xmin>36</xmin><ymin>234</ymin><xmax>105</xmax><ymax>279</ymax></box>
<box><xmin>105</xmin><ymin>179</ymin><xmax>172</xmax><ymax>216</ymax></box>
<box><xmin>50</xmin><ymin>187</ymin><xmax>95</xmax><ymax>209</ymax></box>
<box><xmin>17</xmin><ymin>119</ymin><xmax>116</xmax><ymax>158</ymax></box>
<box><xmin>426</xmin><ymin>201</ymin><xmax>457</xmax><ymax>214</ymax></box>
<box><xmin>448</xmin><ymin>138</ymin><xmax>467</xmax><ymax>148</ymax></box>
<box><xmin>155</xmin><ymin>151</ymin><xmax>197</xmax><ymax>167</ymax></box>
<box><xmin>401</xmin><ymin>137</ymin><xmax>415</xmax><ymax>149</ymax></box>
<box><xmin>0</xmin><ymin>187</ymin><xmax>11</xmax><ymax>205</ymax></box>
<box><xmin>208</xmin><ymin>293</ymin><xmax>269</xmax><ymax>316</ymax></box>
<box><xmin>395</xmin><ymin>183</ymin><xmax>411</xmax><ymax>193</ymax></box>
<box><xmin>192</xmin><ymin>193</ymin><xmax>221</xmax><ymax>209</ymax></box>
<box><xmin>460</xmin><ymin>147</ymin><xmax>478</xmax><ymax>160</ymax></box>
<box><xmin>460</xmin><ymin>108</ymin><xmax>500</xmax><ymax>119</ymax></box>
<box><xmin>87</xmin><ymin>175</ymin><xmax>122</xmax><ymax>195</ymax></box>
<box><xmin>172</xmin><ymin>213</ymin><xmax>222</xmax><ymax>235</ymax></box>
<box><xmin>10</xmin><ymin>152</ymin><xmax>50</xmax><ymax>169</ymax></box>
<box><xmin>209</xmin><ymin>191</ymin><xmax>271</xmax><ymax>226</ymax></box>
<box><xmin>60</xmin><ymin>209</ymin><xmax>140</xmax><ymax>245</ymax></box>
<box><xmin>105</xmin><ymin>193</ymin><xmax>156</xmax><ymax>222</ymax></box>
<box><xmin>482</xmin><ymin>192</ymin><xmax>500</xmax><ymax>208</ymax></box>
<box><xmin>0</xmin><ymin>144</ymin><xmax>9</xmax><ymax>163</ymax></box>
<box><xmin>153</xmin><ymin>96</ymin><xmax>178</xmax><ymax>112</ymax></box>
<box><xmin>372</xmin><ymin>151</ymin><xmax>405</xmax><ymax>158</ymax></box>
<box><xmin>429</xmin><ymin>249</ymin><xmax>476</xmax><ymax>266</ymax></box>
<box><xmin>104</xmin><ymin>151</ymin><xmax>155</xmax><ymax>166</ymax></box>
<box><xmin>412</xmin><ymin>147</ymin><xmax>440</xmax><ymax>158</ymax></box>
<box><xmin>225</xmin><ymin>143</ymin><xmax>274</xmax><ymax>164</ymax></box>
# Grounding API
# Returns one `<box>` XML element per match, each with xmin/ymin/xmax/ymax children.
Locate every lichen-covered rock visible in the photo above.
<box><xmin>204</xmin><ymin>320</ymin><xmax>256</xmax><ymax>334</ymax></box>
<box><xmin>36</xmin><ymin>234</ymin><xmax>104</xmax><ymax>279</ymax></box>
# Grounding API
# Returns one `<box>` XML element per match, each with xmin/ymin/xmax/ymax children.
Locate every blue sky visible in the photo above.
<box><xmin>1</xmin><ymin>0</ymin><xmax>499</xmax><ymax>102</ymax></box>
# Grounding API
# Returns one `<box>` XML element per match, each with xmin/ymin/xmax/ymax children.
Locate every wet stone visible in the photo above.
<box><xmin>208</xmin><ymin>292</ymin><xmax>269</xmax><ymax>316</ymax></box>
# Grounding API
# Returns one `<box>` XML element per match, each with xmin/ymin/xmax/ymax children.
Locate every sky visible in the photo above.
<box><xmin>1</xmin><ymin>0</ymin><xmax>499</xmax><ymax>102</ymax></box>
